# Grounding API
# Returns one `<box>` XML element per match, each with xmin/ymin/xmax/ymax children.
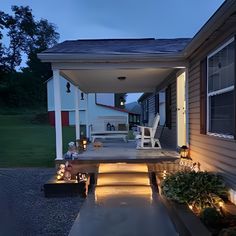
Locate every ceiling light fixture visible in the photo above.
<box><xmin>117</xmin><ymin>76</ymin><xmax>126</xmax><ymax>81</ymax></box>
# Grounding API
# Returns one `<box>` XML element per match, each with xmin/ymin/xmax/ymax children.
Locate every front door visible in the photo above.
<box><xmin>177</xmin><ymin>71</ymin><xmax>186</xmax><ymax>147</ymax></box>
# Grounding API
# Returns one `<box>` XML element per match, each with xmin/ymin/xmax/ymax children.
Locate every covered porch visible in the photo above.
<box><xmin>38</xmin><ymin>38</ymin><xmax>190</xmax><ymax>161</ymax></box>
<box><xmin>54</xmin><ymin>140</ymin><xmax>183</xmax><ymax>176</ymax></box>
<box><xmin>75</xmin><ymin>141</ymin><xmax>179</xmax><ymax>162</ymax></box>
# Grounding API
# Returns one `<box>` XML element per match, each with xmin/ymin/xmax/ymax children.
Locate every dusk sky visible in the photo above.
<box><xmin>1</xmin><ymin>0</ymin><xmax>225</xmax><ymax>102</ymax></box>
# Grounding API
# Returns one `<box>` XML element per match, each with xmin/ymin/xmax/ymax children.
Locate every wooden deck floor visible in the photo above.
<box><xmin>72</xmin><ymin>140</ymin><xmax>179</xmax><ymax>163</ymax></box>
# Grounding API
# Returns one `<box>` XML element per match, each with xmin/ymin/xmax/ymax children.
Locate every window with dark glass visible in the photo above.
<box><xmin>207</xmin><ymin>38</ymin><xmax>235</xmax><ymax>138</ymax></box>
<box><xmin>142</xmin><ymin>99</ymin><xmax>149</xmax><ymax>123</ymax></box>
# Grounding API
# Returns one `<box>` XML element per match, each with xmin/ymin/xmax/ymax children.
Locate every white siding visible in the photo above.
<box><xmin>87</xmin><ymin>94</ymin><xmax>128</xmax><ymax>127</ymax></box>
<box><xmin>96</xmin><ymin>93</ymin><xmax>115</xmax><ymax>106</ymax></box>
<box><xmin>69</xmin><ymin>111</ymin><xmax>86</xmax><ymax>125</ymax></box>
<box><xmin>47</xmin><ymin>76</ymin><xmax>86</xmax><ymax>111</ymax></box>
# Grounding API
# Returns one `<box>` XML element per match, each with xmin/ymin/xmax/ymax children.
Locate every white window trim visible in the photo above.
<box><xmin>208</xmin><ymin>85</ymin><xmax>234</xmax><ymax>97</ymax></box>
<box><xmin>206</xmin><ymin>37</ymin><xmax>235</xmax><ymax>139</ymax></box>
<box><xmin>208</xmin><ymin>37</ymin><xmax>234</xmax><ymax>58</ymax></box>
<box><xmin>207</xmin><ymin>132</ymin><xmax>234</xmax><ymax>140</ymax></box>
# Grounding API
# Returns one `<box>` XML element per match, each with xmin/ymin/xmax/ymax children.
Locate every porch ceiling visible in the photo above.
<box><xmin>39</xmin><ymin>38</ymin><xmax>190</xmax><ymax>93</ymax></box>
<box><xmin>61</xmin><ymin>67</ymin><xmax>174</xmax><ymax>93</ymax></box>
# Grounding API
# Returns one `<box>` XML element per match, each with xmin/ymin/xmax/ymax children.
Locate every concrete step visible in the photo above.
<box><xmin>98</xmin><ymin>163</ymin><xmax>148</xmax><ymax>174</ymax></box>
<box><xmin>97</xmin><ymin>173</ymin><xmax>150</xmax><ymax>186</ymax></box>
<box><xmin>95</xmin><ymin>185</ymin><xmax>152</xmax><ymax>201</ymax></box>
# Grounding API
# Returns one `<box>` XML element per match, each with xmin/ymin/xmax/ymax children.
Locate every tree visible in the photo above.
<box><xmin>0</xmin><ymin>6</ymin><xmax>34</xmax><ymax>71</ymax></box>
<box><xmin>0</xmin><ymin>5</ymin><xmax>60</xmax><ymax>108</ymax></box>
<box><xmin>24</xmin><ymin>18</ymin><xmax>59</xmax><ymax>106</ymax></box>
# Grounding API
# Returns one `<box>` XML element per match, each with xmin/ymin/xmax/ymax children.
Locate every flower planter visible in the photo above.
<box><xmin>156</xmin><ymin>174</ymin><xmax>211</xmax><ymax>236</ymax></box>
<box><xmin>160</xmin><ymin>194</ymin><xmax>211</xmax><ymax>236</ymax></box>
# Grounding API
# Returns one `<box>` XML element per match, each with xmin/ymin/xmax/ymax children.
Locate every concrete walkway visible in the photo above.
<box><xmin>69</xmin><ymin>163</ymin><xmax>178</xmax><ymax>236</ymax></box>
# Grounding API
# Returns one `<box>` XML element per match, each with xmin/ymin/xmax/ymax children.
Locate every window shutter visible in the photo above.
<box><xmin>141</xmin><ymin>103</ymin><xmax>145</xmax><ymax>124</ymax></box>
<box><xmin>165</xmin><ymin>85</ymin><xmax>172</xmax><ymax>129</ymax></box>
<box><xmin>200</xmin><ymin>58</ymin><xmax>207</xmax><ymax>134</ymax></box>
<box><xmin>155</xmin><ymin>93</ymin><xmax>159</xmax><ymax>114</ymax></box>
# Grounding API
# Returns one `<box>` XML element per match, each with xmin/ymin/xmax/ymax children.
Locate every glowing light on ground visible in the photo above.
<box><xmin>95</xmin><ymin>186</ymin><xmax>152</xmax><ymax>197</ymax></box>
<box><xmin>95</xmin><ymin>163</ymin><xmax>152</xmax><ymax>203</ymax></box>
<box><xmin>97</xmin><ymin>173</ymin><xmax>150</xmax><ymax>186</ymax></box>
<box><xmin>98</xmin><ymin>163</ymin><xmax>148</xmax><ymax>173</ymax></box>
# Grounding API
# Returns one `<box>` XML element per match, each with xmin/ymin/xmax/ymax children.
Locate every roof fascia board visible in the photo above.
<box><xmin>51</xmin><ymin>60</ymin><xmax>187</xmax><ymax>70</ymax></box>
<box><xmin>184</xmin><ymin>0</ymin><xmax>236</xmax><ymax>57</ymax></box>
<box><xmin>37</xmin><ymin>52</ymin><xmax>184</xmax><ymax>62</ymax></box>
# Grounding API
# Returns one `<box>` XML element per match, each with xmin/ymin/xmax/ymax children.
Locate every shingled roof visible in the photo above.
<box><xmin>42</xmin><ymin>38</ymin><xmax>191</xmax><ymax>55</ymax></box>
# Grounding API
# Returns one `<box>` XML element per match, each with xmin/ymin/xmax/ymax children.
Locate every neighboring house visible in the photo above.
<box><xmin>47</xmin><ymin>76</ymin><xmax>129</xmax><ymax>137</ymax></box>
<box><xmin>38</xmin><ymin>1</ymin><xmax>236</xmax><ymax>202</ymax></box>
<box><xmin>125</xmin><ymin>102</ymin><xmax>141</xmax><ymax>129</ymax></box>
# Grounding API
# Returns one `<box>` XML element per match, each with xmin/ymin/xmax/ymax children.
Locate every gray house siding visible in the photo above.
<box><xmin>140</xmin><ymin>71</ymin><xmax>177</xmax><ymax>149</ymax></box>
<box><xmin>156</xmin><ymin>72</ymin><xmax>177</xmax><ymax>149</ymax></box>
<box><xmin>188</xmin><ymin>13</ymin><xmax>236</xmax><ymax>189</ymax></box>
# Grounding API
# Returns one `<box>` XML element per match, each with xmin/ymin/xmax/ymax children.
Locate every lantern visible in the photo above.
<box><xmin>82</xmin><ymin>138</ymin><xmax>87</xmax><ymax>151</ymax></box>
<box><xmin>119</xmin><ymin>96</ymin><xmax>125</xmax><ymax>106</ymax></box>
<box><xmin>66</xmin><ymin>82</ymin><xmax>71</xmax><ymax>93</ymax></box>
<box><xmin>81</xmin><ymin>92</ymin><xmax>84</xmax><ymax>100</ymax></box>
<box><xmin>64</xmin><ymin>171</ymin><xmax>72</xmax><ymax>181</ymax></box>
<box><xmin>77</xmin><ymin>172</ymin><xmax>88</xmax><ymax>182</ymax></box>
<box><xmin>180</xmin><ymin>145</ymin><xmax>189</xmax><ymax>158</ymax></box>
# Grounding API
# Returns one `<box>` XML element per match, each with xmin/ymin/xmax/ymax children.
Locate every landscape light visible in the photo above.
<box><xmin>180</xmin><ymin>145</ymin><xmax>189</xmax><ymax>158</ymax></box>
<box><xmin>82</xmin><ymin>138</ymin><xmax>87</xmax><ymax>150</ymax></box>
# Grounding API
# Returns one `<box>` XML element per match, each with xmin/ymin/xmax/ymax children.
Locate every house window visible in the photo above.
<box><xmin>155</xmin><ymin>93</ymin><xmax>159</xmax><ymax>114</ymax></box>
<box><xmin>159</xmin><ymin>92</ymin><xmax>166</xmax><ymax>126</ymax></box>
<box><xmin>142</xmin><ymin>99</ymin><xmax>149</xmax><ymax>124</ymax></box>
<box><xmin>165</xmin><ymin>85</ymin><xmax>172</xmax><ymax>129</ymax></box>
<box><xmin>207</xmin><ymin>38</ymin><xmax>235</xmax><ymax>138</ymax></box>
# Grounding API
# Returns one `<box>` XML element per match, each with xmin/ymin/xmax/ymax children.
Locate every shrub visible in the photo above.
<box><xmin>200</xmin><ymin>207</ymin><xmax>222</xmax><ymax>227</ymax></box>
<box><xmin>161</xmin><ymin>171</ymin><xmax>227</xmax><ymax>211</ymax></box>
<box><xmin>219</xmin><ymin>227</ymin><xmax>236</xmax><ymax>236</ymax></box>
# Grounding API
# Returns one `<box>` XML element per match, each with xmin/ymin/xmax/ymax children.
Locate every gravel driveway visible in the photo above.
<box><xmin>0</xmin><ymin>168</ymin><xmax>84</xmax><ymax>236</ymax></box>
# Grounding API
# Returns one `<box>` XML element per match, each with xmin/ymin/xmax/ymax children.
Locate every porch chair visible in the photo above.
<box><xmin>135</xmin><ymin>113</ymin><xmax>162</xmax><ymax>149</ymax></box>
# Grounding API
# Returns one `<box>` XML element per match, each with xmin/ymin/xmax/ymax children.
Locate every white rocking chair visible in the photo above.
<box><xmin>136</xmin><ymin>113</ymin><xmax>162</xmax><ymax>149</ymax></box>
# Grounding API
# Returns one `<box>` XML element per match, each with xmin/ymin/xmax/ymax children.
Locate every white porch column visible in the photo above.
<box><xmin>74</xmin><ymin>86</ymin><xmax>80</xmax><ymax>140</ymax></box>
<box><xmin>53</xmin><ymin>69</ymin><xmax>63</xmax><ymax>160</ymax></box>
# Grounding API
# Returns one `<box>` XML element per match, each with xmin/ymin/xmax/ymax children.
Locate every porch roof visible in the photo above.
<box><xmin>38</xmin><ymin>38</ymin><xmax>190</xmax><ymax>93</ymax></box>
<box><xmin>37</xmin><ymin>0</ymin><xmax>236</xmax><ymax>94</ymax></box>
<box><xmin>40</xmin><ymin>38</ymin><xmax>191</xmax><ymax>56</ymax></box>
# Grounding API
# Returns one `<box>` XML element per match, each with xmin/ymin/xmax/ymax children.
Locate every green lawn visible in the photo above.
<box><xmin>0</xmin><ymin>115</ymin><xmax>75</xmax><ymax>167</ymax></box>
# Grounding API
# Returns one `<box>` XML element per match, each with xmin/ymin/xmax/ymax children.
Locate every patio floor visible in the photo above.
<box><xmin>76</xmin><ymin>140</ymin><xmax>179</xmax><ymax>163</ymax></box>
